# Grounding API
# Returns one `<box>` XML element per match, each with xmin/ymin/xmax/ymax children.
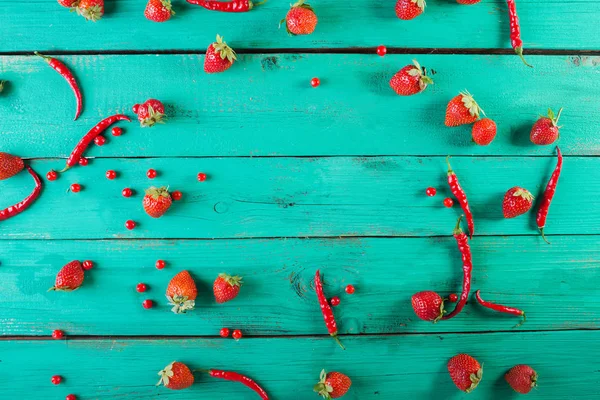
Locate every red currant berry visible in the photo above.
<box><xmin>82</xmin><ymin>260</ymin><xmax>94</xmax><ymax>271</ymax></box>
<box><xmin>171</xmin><ymin>190</ymin><xmax>182</xmax><ymax>201</ymax></box>
<box><xmin>345</xmin><ymin>284</ymin><xmax>355</xmax><ymax>294</ymax></box>
<box><xmin>232</xmin><ymin>329</ymin><xmax>242</xmax><ymax>340</ymax></box>
<box><xmin>136</xmin><ymin>283</ymin><xmax>147</xmax><ymax>293</ymax></box>
<box><xmin>125</xmin><ymin>220</ymin><xmax>136</xmax><ymax>230</ymax></box>
<box><xmin>376</xmin><ymin>45</ymin><xmax>387</xmax><ymax>56</ymax></box>
<box><xmin>142</xmin><ymin>299</ymin><xmax>153</xmax><ymax>309</ymax></box>
<box><xmin>449</xmin><ymin>293</ymin><xmax>458</xmax><ymax>303</ymax></box>
<box><xmin>51</xmin><ymin>375</ymin><xmax>62</xmax><ymax>385</ymax></box>
<box><xmin>122</xmin><ymin>188</ymin><xmax>133</xmax><ymax>197</ymax></box>
<box><xmin>310</xmin><ymin>77</ymin><xmax>320</xmax><ymax>87</ymax></box>
<box><xmin>78</xmin><ymin>157</ymin><xmax>88</xmax><ymax>166</ymax></box>
<box><xmin>66</xmin><ymin>395</ymin><xmax>77</xmax><ymax>400</ymax></box>
<box><xmin>443</xmin><ymin>198</ymin><xmax>454</xmax><ymax>208</ymax></box>
<box><xmin>330</xmin><ymin>296</ymin><xmax>341</xmax><ymax>307</ymax></box>
<box><xmin>106</xmin><ymin>170</ymin><xmax>116</xmax><ymax>180</ymax></box>
<box><xmin>52</xmin><ymin>329</ymin><xmax>65</xmax><ymax>340</ymax></box>
<box><xmin>426</xmin><ymin>187</ymin><xmax>437</xmax><ymax>197</ymax></box>
<box><xmin>220</xmin><ymin>328</ymin><xmax>230</xmax><ymax>338</ymax></box>
<box><xmin>70</xmin><ymin>183</ymin><xmax>81</xmax><ymax>193</ymax></box>
<box><xmin>155</xmin><ymin>260</ymin><xmax>166</xmax><ymax>270</ymax></box>
<box><xmin>46</xmin><ymin>171</ymin><xmax>58</xmax><ymax>181</ymax></box>
<box><xmin>94</xmin><ymin>136</ymin><xmax>106</xmax><ymax>146</ymax></box>
<box><xmin>147</xmin><ymin>169</ymin><xmax>157</xmax><ymax>179</ymax></box>
<box><xmin>197</xmin><ymin>172</ymin><xmax>207</xmax><ymax>182</ymax></box>
<box><xmin>111</xmin><ymin>127</ymin><xmax>123</xmax><ymax>136</ymax></box>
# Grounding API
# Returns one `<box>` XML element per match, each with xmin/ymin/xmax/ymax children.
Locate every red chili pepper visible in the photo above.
<box><xmin>207</xmin><ymin>370</ymin><xmax>269</xmax><ymax>399</ymax></box>
<box><xmin>315</xmin><ymin>270</ymin><xmax>344</xmax><ymax>350</ymax></box>
<box><xmin>186</xmin><ymin>0</ymin><xmax>264</xmax><ymax>12</ymax></box>
<box><xmin>475</xmin><ymin>289</ymin><xmax>526</xmax><ymax>327</ymax></box>
<box><xmin>442</xmin><ymin>216</ymin><xmax>472</xmax><ymax>321</ymax></box>
<box><xmin>35</xmin><ymin>52</ymin><xmax>83</xmax><ymax>120</ymax></box>
<box><xmin>537</xmin><ymin>146</ymin><xmax>562</xmax><ymax>244</ymax></box>
<box><xmin>58</xmin><ymin>114</ymin><xmax>131</xmax><ymax>173</ymax></box>
<box><xmin>507</xmin><ymin>0</ymin><xmax>532</xmax><ymax>67</ymax></box>
<box><xmin>0</xmin><ymin>166</ymin><xmax>42</xmax><ymax>221</ymax></box>
<box><xmin>446</xmin><ymin>157</ymin><xmax>474</xmax><ymax>239</ymax></box>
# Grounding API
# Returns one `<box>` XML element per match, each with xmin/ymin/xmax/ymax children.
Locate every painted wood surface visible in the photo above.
<box><xmin>2</xmin><ymin>1</ymin><xmax>600</xmax><ymax>51</ymax></box>
<box><xmin>1</xmin><ymin>54</ymin><xmax>599</xmax><ymax>158</ymax></box>
<box><xmin>0</xmin><ymin>236</ymin><xmax>598</xmax><ymax>336</ymax></box>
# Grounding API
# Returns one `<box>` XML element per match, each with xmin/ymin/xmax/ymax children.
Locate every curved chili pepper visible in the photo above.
<box><xmin>207</xmin><ymin>370</ymin><xmax>269</xmax><ymax>399</ymax></box>
<box><xmin>35</xmin><ymin>52</ymin><xmax>83</xmax><ymax>120</ymax></box>
<box><xmin>58</xmin><ymin>114</ymin><xmax>131</xmax><ymax>173</ymax></box>
<box><xmin>446</xmin><ymin>157</ymin><xmax>474</xmax><ymax>239</ymax></box>
<box><xmin>0</xmin><ymin>166</ymin><xmax>42</xmax><ymax>221</ymax></box>
<box><xmin>315</xmin><ymin>270</ymin><xmax>344</xmax><ymax>350</ymax></box>
<box><xmin>187</xmin><ymin>0</ymin><xmax>264</xmax><ymax>12</ymax></box>
<box><xmin>507</xmin><ymin>0</ymin><xmax>532</xmax><ymax>67</ymax></box>
<box><xmin>537</xmin><ymin>146</ymin><xmax>562</xmax><ymax>244</ymax></box>
<box><xmin>442</xmin><ymin>216</ymin><xmax>472</xmax><ymax>321</ymax></box>
<box><xmin>475</xmin><ymin>290</ymin><xmax>526</xmax><ymax>327</ymax></box>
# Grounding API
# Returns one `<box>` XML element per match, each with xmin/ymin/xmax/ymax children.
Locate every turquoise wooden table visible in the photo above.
<box><xmin>1</xmin><ymin>1</ymin><xmax>600</xmax><ymax>398</ymax></box>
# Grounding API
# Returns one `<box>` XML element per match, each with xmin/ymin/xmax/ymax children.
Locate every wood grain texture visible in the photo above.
<box><xmin>2</xmin><ymin>332</ymin><xmax>599</xmax><ymax>399</ymax></box>
<box><xmin>1</xmin><ymin>236</ymin><xmax>598</xmax><ymax>336</ymax></box>
<box><xmin>1</xmin><ymin>54</ymin><xmax>599</xmax><ymax>158</ymax></box>
<box><xmin>1</xmin><ymin>1</ymin><xmax>600</xmax><ymax>51</ymax></box>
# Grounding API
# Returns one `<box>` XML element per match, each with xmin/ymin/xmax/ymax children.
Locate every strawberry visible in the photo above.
<box><xmin>457</xmin><ymin>0</ymin><xmax>481</xmax><ymax>4</ymax></box>
<box><xmin>133</xmin><ymin>99</ymin><xmax>166</xmax><ymax>127</ymax></box>
<box><xmin>204</xmin><ymin>35</ymin><xmax>237</xmax><ymax>74</ymax></box>
<box><xmin>58</xmin><ymin>0</ymin><xmax>78</xmax><ymax>7</ymax></box>
<box><xmin>145</xmin><ymin>0</ymin><xmax>174</xmax><ymax>22</ymax></box>
<box><xmin>213</xmin><ymin>273</ymin><xmax>243</xmax><ymax>303</ymax></box>
<box><xmin>48</xmin><ymin>261</ymin><xmax>85</xmax><ymax>291</ymax></box>
<box><xmin>143</xmin><ymin>186</ymin><xmax>172</xmax><ymax>218</ymax></box>
<box><xmin>313</xmin><ymin>369</ymin><xmax>352</xmax><ymax>399</ymax></box>
<box><xmin>166</xmin><ymin>270</ymin><xmax>198</xmax><ymax>314</ymax></box>
<box><xmin>283</xmin><ymin>0</ymin><xmax>318</xmax><ymax>35</ymax></box>
<box><xmin>471</xmin><ymin>118</ymin><xmax>497</xmax><ymax>145</ymax></box>
<box><xmin>445</xmin><ymin>92</ymin><xmax>483</xmax><ymax>127</ymax></box>
<box><xmin>389</xmin><ymin>59</ymin><xmax>433</xmax><ymax>96</ymax></box>
<box><xmin>0</xmin><ymin>152</ymin><xmax>24</xmax><ymax>180</ymax></box>
<box><xmin>395</xmin><ymin>0</ymin><xmax>425</xmax><ymax>20</ymax></box>
<box><xmin>157</xmin><ymin>361</ymin><xmax>194</xmax><ymax>390</ymax></box>
<box><xmin>411</xmin><ymin>291</ymin><xmax>444</xmax><ymax>322</ymax></box>
<box><xmin>530</xmin><ymin>108</ymin><xmax>562</xmax><ymax>145</ymax></box>
<box><xmin>448</xmin><ymin>354</ymin><xmax>483</xmax><ymax>393</ymax></box>
<box><xmin>76</xmin><ymin>0</ymin><xmax>104</xmax><ymax>21</ymax></box>
<box><xmin>502</xmin><ymin>187</ymin><xmax>534</xmax><ymax>218</ymax></box>
<box><xmin>505</xmin><ymin>365</ymin><xmax>538</xmax><ymax>394</ymax></box>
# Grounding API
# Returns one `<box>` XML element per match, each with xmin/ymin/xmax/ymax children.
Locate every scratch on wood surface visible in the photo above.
<box><xmin>569</xmin><ymin>56</ymin><xmax>600</xmax><ymax>67</ymax></box>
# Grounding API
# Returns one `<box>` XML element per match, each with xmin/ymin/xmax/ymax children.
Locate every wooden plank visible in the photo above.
<box><xmin>0</xmin><ymin>156</ymin><xmax>592</xmax><ymax>239</ymax></box>
<box><xmin>1</xmin><ymin>332</ymin><xmax>598</xmax><ymax>398</ymax></box>
<box><xmin>1</xmin><ymin>54</ymin><xmax>599</xmax><ymax>158</ymax></box>
<box><xmin>1</xmin><ymin>235</ymin><xmax>598</xmax><ymax>336</ymax></box>
<box><xmin>1</xmin><ymin>1</ymin><xmax>600</xmax><ymax>51</ymax></box>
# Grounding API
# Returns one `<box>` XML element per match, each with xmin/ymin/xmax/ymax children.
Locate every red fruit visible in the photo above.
<box><xmin>411</xmin><ymin>291</ymin><xmax>444</xmax><ymax>322</ymax></box>
<box><xmin>82</xmin><ymin>260</ymin><xmax>93</xmax><ymax>270</ymax></box>
<box><xmin>137</xmin><ymin>283</ymin><xmax>148</xmax><ymax>293</ymax></box>
<box><xmin>310</xmin><ymin>77</ymin><xmax>320</xmax><ymax>87</ymax></box>
<box><xmin>156</xmin><ymin>259</ymin><xmax>166</xmax><ymax>269</ymax></box>
<box><xmin>49</xmin><ymin>261</ymin><xmax>85</xmax><ymax>291</ymax></box>
<box><xmin>70</xmin><ymin>183</ymin><xmax>81</xmax><ymax>192</ymax></box>
<box><xmin>395</xmin><ymin>0</ymin><xmax>425</xmax><ymax>20</ymax></box>
<box><xmin>51</xmin><ymin>375</ymin><xmax>63</xmax><ymax>385</ymax></box>
<box><xmin>52</xmin><ymin>329</ymin><xmax>65</xmax><ymax>339</ymax></box>
<box><xmin>111</xmin><ymin>127</ymin><xmax>123</xmax><ymax>136</ymax></box>
<box><xmin>78</xmin><ymin>157</ymin><xmax>88</xmax><ymax>166</ymax></box>
<box><xmin>530</xmin><ymin>108</ymin><xmax>562</xmax><ymax>145</ymax></box>
<box><xmin>204</xmin><ymin>35</ymin><xmax>237</xmax><ymax>74</ymax></box>
<box><xmin>502</xmin><ymin>187</ymin><xmax>534</xmax><ymax>218</ymax></box>
<box><xmin>220</xmin><ymin>327</ymin><xmax>230</xmax><ymax>338</ymax></box>
<box><xmin>66</xmin><ymin>395</ymin><xmax>77</xmax><ymax>400</ymax></box>
<box><xmin>143</xmin><ymin>186</ymin><xmax>172</xmax><ymax>218</ymax></box>
<box><xmin>314</xmin><ymin>370</ymin><xmax>352</xmax><ymax>399</ymax></box>
<box><xmin>125</xmin><ymin>220</ymin><xmax>136</xmax><ymax>230</ymax></box>
<box><xmin>284</xmin><ymin>0</ymin><xmax>318</xmax><ymax>35</ymax></box>
<box><xmin>167</xmin><ymin>270</ymin><xmax>198</xmax><ymax>314</ymax></box>
<box><xmin>376</xmin><ymin>45</ymin><xmax>387</xmax><ymax>56</ymax></box>
<box><xmin>76</xmin><ymin>0</ymin><xmax>104</xmax><ymax>21</ymax></box>
<box><xmin>58</xmin><ymin>0</ymin><xmax>78</xmax><ymax>7</ymax></box>
<box><xmin>157</xmin><ymin>361</ymin><xmax>195</xmax><ymax>390</ymax></box>
<box><xmin>142</xmin><ymin>299</ymin><xmax>154</xmax><ymax>309</ymax></box>
<box><xmin>213</xmin><ymin>273</ymin><xmax>243</xmax><ymax>303</ymax></box>
<box><xmin>426</xmin><ymin>187</ymin><xmax>436</xmax><ymax>197</ymax></box>
<box><xmin>122</xmin><ymin>188</ymin><xmax>133</xmax><ymax>197</ymax></box>
<box><xmin>505</xmin><ymin>365</ymin><xmax>537</xmax><ymax>394</ymax></box>
<box><xmin>47</xmin><ymin>171</ymin><xmax>58</xmax><ymax>181</ymax></box>
<box><xmin>449</xmin><ymin>293</ymin><xmax>458</xmax><ymax>302</ymax></box>
<box><xmin>345</xmin><ymin>284</ymin><xmax>355</xmax><ymax>294</ymax></box>
<box><xmin>232</xmin><ymin>329</ymin><xmax>242</xmax><ymax>340</ymax></box>
<box><xmin>145</xmin><ymin>0</ymin><xmax>174</xmax><ymax>22</ymax></box>
<box><xmin>0</xmin><ymin>152</ymin><xmax>24</xmax><ymax>180</ymax></box>
<box><xmin>94</xmin><ymin>136</ymin><xmax>106</xmax><ymax>146</ymax></box>
<box><xmin>106</xmin><ymin>170</ymin><xmax>116</xmax><ymax>180</ymax></box>
<box><xmin>171</xmin><ymin>190</ymin><xmax>182</xmax><ymax>201</ymax></box>
<box><xmin>330</xmin><ymin>296</ymin><xmax>341</xmax><ymax>307</ymax></box>
<box><xmin>444</xmin><ymin>197</ymin><xmax>454</xmax><ymax>207</ymax></box>
<box><xmin>457</xmin><ymin>0</ymin><xmax>481</xmax><ymax>4</ymax></box>
<box><xmin>448</xmin><ymin>354</ymin><xmax>483</xmax><ymax>392</ymax></box>
<box><xmin>472</xmin><ymin>118</ymin><xmax>497</xmax><ymax>145</ymax></box>
<box><xmin>133</xmin><ymin>99</ymin><xmax>166</xmax><ymax>127</ymax></box>
<box><xmin>390</xmin><ymin>60</ymin><xmax>433</xmax><ymax>96</ymax></box>
<box><xmin>445</xmin><ymin>92</ymin><xmax>483</xmax><ymax>127</ymax></box>
<box><xmin>147</xmin><ymin>169</ymin><xmax>157</xmax><ymax>179</ymax></box>
<box><xmin>197</xmin><ymin>172</ymin><xmax>207</xmax><ymax>182</ymax></box>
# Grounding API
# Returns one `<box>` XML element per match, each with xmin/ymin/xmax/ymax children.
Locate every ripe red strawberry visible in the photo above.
<box><xmin>48</xmin><ymin>261</ymin><xmax>85</xmax><ymax>291</ymax></box>
<box><xmin>166</xmin><ymin>270</ymin><xmax>198</xmax><ymax>314</ymax></box>
<box><xmin>283</xmin><ymin>0</ymin><xmax>318</xmax><ymax>35</ymax></box>
<box><xmin>0</xmin><ymin>152</ymin><xmax>24</xmax><ymax>180</ymax></box>
<box><xmin>457</xmin><ymin>0</ymin><xmax>481</xmax><ymax>4</ymax></box>
<box><xmin>314</xmin><ymin>369</ymin><xmax>352</xmax><ymax>399</ymax></box>
<box><xmin>445</xmin><ymin>92</ymin><xmax>483</xmax><ymax>127</ymax></box>
<box><xmin>213</xmin><ymin>273</ymin><xmax>243</xmax><ymax>303</ymax></box>
<box><xmin>58</xmin><ymin>0</ymin><xmax>78</xmax><ymax>7</ymax></box>
<box><xmin>133</xmin><ymin>99</ymin><xmax>166</xmax><ymax>127</ymax></box>
<box><xmin>145</xmin><ymin>0</ymin><xmax>174</xmax><ymax>22</ymax></box>
<box><xmin>204</xmin><ymin>35</ymin><xmax>237</xmax><ymax>74</ymax></box>
<box><xmin>157</xmin><ymin>361</ymin><xmax>194</xmax><ymax>390</ymax></box>
<box><xmin>395</xmin><ymin>0</ymin><xmax>425</xmax><ymax>20</ymax></box>
<box><xmin>502</xmin><ymin>187</ymin><xmax>534</xmax><ymax>218</ymax></box>
<box><xmin>411</xmin><ymin>291</ymin><xmax>444</xmax><ymax>322</ymax></box>
<box><xmin>76</xmin><ymin>0</ymin><xmax>103</xmax><ymax>21</ymax></box>
<box><xmin>472</xmin><ymin>118</ymin><xmax>497</xmax><ymax>145</ymax></box>
<box><xmin>448</xmin><ymin>354</ymin><xmax>483</xmax><ymax>393</ymax></box>
<box><xmin>390</xmin><ymin>60</ymin><xmax>433</xmax><ymax>96</ymax></box>
<box><xmin>530</xmin><ymin>108</ymin><xmax>562</xmax><ymax>145</ymax></box>
<box><xmin>505</xmin><ymin>365</ymin><xmax>538</xmax><ymax>394</ymax></box>
<box><xmin>143</xmin><ymin>187</ymin><xmax>172</xmax><ymax>218</ymax></box>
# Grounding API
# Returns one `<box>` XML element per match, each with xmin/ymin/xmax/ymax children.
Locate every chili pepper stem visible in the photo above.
<box><xmin>514</xmin><ymin>312</ymin><xmax>527</xmax><ymax>328</ymax></box>
<box><xmin>252</xmin><ymin>0</ymin><xmax>267</xmax><ymax>6</ymax></box>
<box><xmin>332</xmin><ymin>335</ymin><xmax>345</xmax><ymax>350</ymax></box>
<box><xmin>515</xmin><ymin>47</ymin><xmax>533</xmax><ymax>68</ymax></box>
<box><xmin>446</xmin><ymin>156</ymin><xmax>453</xmax><ymax>174</ymax></box>
<box><xmin>539</xmin><ymin>228</ymin><xmax>551</xmax><ymax>244</ymax></box>
<box><xmin>33</xmin><ymin>51</ymin><xmax>51</xmax><ymax>62</ymax></box>
<box><xmin>453</xmin><ymin>215</ymin><xmax>464</xmax><ymax>235</ymax></box>
<box><xmin>57</xmin><ymin>166</ymin><xmax>70</xmax><ymax>173</ymax></box>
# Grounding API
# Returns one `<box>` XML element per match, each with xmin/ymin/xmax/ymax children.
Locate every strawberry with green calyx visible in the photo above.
<box><xmin>157</xmin><ymin>361</ymin><xmax>195</xmax><ymax>390</ymax></box>
<box><xmin>445</xmin><ymin>91</ymin><xmax>484</xmax><ymax>127</ymax></box>
<box><xmin>389</xmin><ymin>59</ymin><xmax>433</xmax><ymax>96</ymax></box>
<box><xmin>204</xmin><ymin>35</ymin><xmax>237</xmax><ymax>74</ymax></box>
<box><xmin>48</xmin><ymin>260</ymin><xmax>85</xmax><ymax>291</ymax></box>
<box><xmin>145</xmin><ymin>0</ymin><xmax>175</xmax><ymax>22</ymax></box>
<box><xmin>281</xmin><ymin>0</ymin><xmax>318</xmax><ymax>35</ymax></box>
<box><xmin>411</xmin><ymin>290</ymin><xmax>445</xmax><ymax>322</ymax></box>
<box><xmin>530</xmin><ymin>108</ymin><xmax>563</xmax><ymax>145</ymax></box>
<box><xmin>502</xmin><ymin>187</ymin><xmax>534</xmax><ymax>218</ymax></box>
<box><xmin>143</xmin><ymin>186</ymin><xmax>172</xmax><ymax>218</ymax></box>
<box><xmin>133</xmin><ymin>99</ymin><xmax>166</xmax><ymax>127</ymax></box>
<box><xmin>448</xmin><ymin>354</ymin><xmax>483</xmax><ymax>393</ymax></box>
<box><xmin>314</xmin><ymin>369</ymin><xmax>352</xmax><ymax>399</ymax></box>
<box><xmin>213</xmin><ymin>273</ymin><xmax>243</xmax><ymax>303</ymax></box>
<box><xmin>0</xmin><ymin>152</ymin><xmax>24</xmax><ymax>180</ymax></box>
<box><xmin>505</xmin><ymin>365</ymin><xmax>537</xmax><ymax>394</ymax></box>
<box><xmin>76</xmin><ymin>0</ymin><xmax>104</xmax><ymax>21</ymax></box>
<box><xmin>166</xmin><ymin>270</ymin><xmax>198</xmax><ymax>314</ymax></box>
<box><xmin>395</xmin><ymin>0</ymin><xmax>425</xmax><ymax>20</ymax></box>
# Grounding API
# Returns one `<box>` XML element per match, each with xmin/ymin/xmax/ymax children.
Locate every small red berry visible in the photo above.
<box><xmin>52</xmin><ymin>329</ymin><xmax>65</xmax><ymax>340</ymax></box>
<box><xmin>310</xmin><ymin>77</ymin><xmax>320</xmax><ymax>87</ymax></box>
<box><xmin>147</xmin><ymin>169</ymin><xmax>157</xmax><ymax>179</ymax></box>
<box><xmin>232</xmin><ymin>329</ymin><xmax>242</xmax><ymax>340</ymax></box>
<box><xmin>345</xmin><ymin>284</ymin><xmax>355</xmax><ymax>294</ymax></box>
<box><xmin>94</xmin><ymin>136</ymin><xmax>106</xmax><ymax>146</ymax></box>
<box><xmin>197</xmin><ymin>172</ymin><xmax>207</xmax><ymax>182</ymax></box>
<box><xmin>136</xmin><ymin>283</ymin><xmax>147</xmax><ymax>293</ymax></box>
<box><xmin>111</xmin><ymin>127</ymin><xmax>123</xmax><ymax>136</ymax></box>
<box><xmin>106</xmin><ymin>170</ymin><xmax>117</xmax><ymax>180</ymax></box>
<box><xmin>51</xmin><ymin>375</ymin><xmax>62</xmax><ymax>385</ymax></box>
<box><xmin>155</xmin><ymin>259</ymin><xmax>166</xmax><ymax>269</ymax></box>
<box><xmin>330</xmin><ymin>296</ymin><xmax>341</xmax><ymax>306</ymax></box>
<box><xmin>426</xmin><ymin>187</ymin><xmax>437</xmax><ymax>197</ymax></box>
<box><xmin>142</xmin><ymin>299</ymin><xmax>153</xmax><ymax>309</ymax></box>
<box><xmin>66</xmin><ymin>395</ymin><xmax>77</xmax><ymax>400</ymax></box>
<box><xmin>82</xmin><ymin>260</ymin><xmax>94</xmax><ymax>270</ymax></box>
<box><xmin>122</xmin><ymin>188</ymin><xmax>133</xmax><ymax>197</ymax></box>
<box><xmin>171</xmin><ymin>190</ymin><xmax>182</xmax><ymax>201</ymax></box>
<box><xmin>125</xmin><ymin>220</ymin><xmax>136</xmax><ymax>230</ymax></box>
<box><xmin>46</xmin><ymin>171</ymin><xmax>58</xmax><ymax>181</ymax></box>
<box><xmin>132</xmin><ymin>104</ymin><xmax>140</xmax><ymax>114</ymax></box>
<box><xmin>449</xmin><ymin>293</ymin><xmax>458</xmax><ymax>302</ymax></box>
<box><xmin>78</xmin><ymin>157</ymin><xmax>88</xmax><ymax>166</ymax></box>
<box><xmin>444</xmin><ymin>198</ymin><xmax>454</xmax><ymax>208</ymax></box>
<box><xmin>377</xmin><ymin>45</ymin><xmax>387</xmax><ymax>56</ymax></box>
<box><xmin>70</xmin><ymin>183</ymin><xmax>81</xmax><ymax>193</ymax></box>
<box><xmin>220</xmin><ymin>328</ymin><xmax>230</xmax><ymax>338</ymax></box>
